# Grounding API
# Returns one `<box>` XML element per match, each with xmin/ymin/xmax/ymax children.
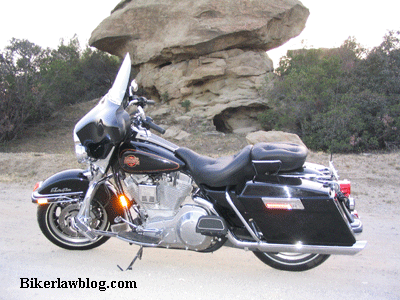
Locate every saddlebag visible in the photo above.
<box><xmin>236</xmin><ymin>175</ymin><xmax>357</xmax><ymax>246</ymax></box>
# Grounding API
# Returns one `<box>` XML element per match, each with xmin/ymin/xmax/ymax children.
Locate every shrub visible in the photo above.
<box><xmin>0</xmin><ymin>36</ymin><xmax>120</xmax><ymax>142</ymax></box>
<box><xmin>259</xmin><ymin>32</ymin><xmax>400</xmax><ymax>152</ymax></box>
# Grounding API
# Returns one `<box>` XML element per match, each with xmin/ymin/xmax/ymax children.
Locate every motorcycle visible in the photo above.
<box><xmin>32</xmin><ymin>54</ymin><xmax>366</xmax><ymax>272</ymax></box>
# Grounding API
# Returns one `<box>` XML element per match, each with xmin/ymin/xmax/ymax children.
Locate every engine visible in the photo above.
<box><xmin>123</xmin><ymin>172</ymin><xmax>215</xmax><ymax>251</ymax></box>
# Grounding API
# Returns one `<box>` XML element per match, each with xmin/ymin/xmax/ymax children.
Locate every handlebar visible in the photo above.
<box><xmin>142</xmin><ymin>116</ymin><xmax>166</xmax><ymax>134</ymax></box>
<box><xmin>129</xmin><ymin>95</ymin><xmax>165</xmax><ymax>135</ymax></box>
<box><xmin>129</xmin><ymin>96</ymin><xmax>155</xmax><ymax>107</ymax></box>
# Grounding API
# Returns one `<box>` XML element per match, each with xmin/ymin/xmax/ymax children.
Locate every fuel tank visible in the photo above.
<box><xmin>119</xmin><ymin>141</ymin><xmax>185</xmax><ymax>174</ymax></box>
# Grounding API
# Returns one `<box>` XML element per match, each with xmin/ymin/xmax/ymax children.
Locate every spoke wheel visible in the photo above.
<box><xmin>253</xmin><ymin>251</ymin><xmax>330</xmax><ymax>271</ymax></box>
<box><xmin>37</xmin><ymin>200</ymin><xmax>111</xmax><ymax>250</ymax></box>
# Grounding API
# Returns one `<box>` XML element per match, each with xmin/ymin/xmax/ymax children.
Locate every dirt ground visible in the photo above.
<box><xmin>0</xmin><ymin>102</ymin><xmax>400</xmax><ymax>299</ymax></box>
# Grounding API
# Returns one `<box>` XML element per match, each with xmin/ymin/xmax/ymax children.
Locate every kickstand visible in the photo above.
<box><xmin>117</xmin><ymin>246</ymin><xmax>144</xmax><ymax>271</ymax></box>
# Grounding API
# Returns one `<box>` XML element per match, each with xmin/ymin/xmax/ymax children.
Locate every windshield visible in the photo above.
<box><xmin>105</xmin><ymin>53</ymin><xmax>131</xmax><ymax>106</ymax></box>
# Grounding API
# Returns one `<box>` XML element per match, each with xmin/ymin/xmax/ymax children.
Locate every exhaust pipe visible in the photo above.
<box><xmin>226</xmin><ymin>232</ymin><xmax>367</xmax><ymax>255</ymax></box>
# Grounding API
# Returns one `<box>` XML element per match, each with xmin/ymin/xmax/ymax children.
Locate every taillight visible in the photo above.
<box><xmin>265</xmin><ymin>203</ymin><xmax>293</xmax><ymax>210</ymax></box>
<box><xmin>339</xmin><ymin>180</ymin><xmax>351</xmax><ymax>197</ymax></box>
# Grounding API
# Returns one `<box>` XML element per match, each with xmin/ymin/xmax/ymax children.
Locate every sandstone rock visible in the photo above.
<box><xmin>90</xmin><ymin>0</ymin><xmax>309</xmax><ymax>132</ymax></box>
<box><xmin>233</xmin><ymin>127</ymin><xmax>258</xmax><ymax>135</ymax></box>
<box><xmin>164</xmin><ymin>125</ymin><xmax>191</xmax><ymax>141</ymax></box>
<box><xmin>90</xmin><ymin>0</ymin><xmax>309</xmax><ymax>65</ymax></box>
<box><xmin>137</xmin><ymin>49</ymin><xmax>271</xmax><ymax>130</ymax></box>
<box><xmin>246</xmin><ymin>130</ymin><xmax>306</xmax><ymax>147</ymax></box>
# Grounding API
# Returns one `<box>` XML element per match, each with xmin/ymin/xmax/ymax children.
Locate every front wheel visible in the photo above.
<box><xmin>253</xmin><ymin>251</ymin><xmax>330</xmax><ymax>271</ymax></box>
<box><xmin>37</xmin><ymin>200</ymin><xmax>111</xmax><ymax>250</ymax></box>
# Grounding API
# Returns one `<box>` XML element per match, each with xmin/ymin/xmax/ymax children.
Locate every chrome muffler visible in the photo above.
<box><xmin>226</xmin><ymin>232</ymin><xmax>367</xmax><ymax>255</ymax></box>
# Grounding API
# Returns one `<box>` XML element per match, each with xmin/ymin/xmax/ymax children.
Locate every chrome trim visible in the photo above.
<box><xmin>92</xmin><ymin>229</ymin><xmax>118</xmax><ymax>238</ymax></box>
<box><xmin>32</xmin><ymin>191</ymin><xmax>83</xmax><ymax>203</ymax></box>
<box><xmin>225</xmin><ymin>190</ymin><xmax>261</xmax><ymax>242</ymax></box>
<box><xmin>116</xmin><ymin>235</ymin><xmax>160</xmax><ymax>247</ymax></box>
<box><xmin>226</xmin><ymin>231</ymin><xmax>367</xmax><ymax>255</ymax></box>
<box><xmin>351</xmin><ymin>218</ymin><xmax>363</xmax><ymax>234</ymax></box>
<box><xmin>193</xmin><ymin>197</ymin><xmax>219</xmax><ymax>215</ymax></box>
<box><xmin>252</xmin><ymin>160</ymin><xmax>281</xmax><ymax>164</ymax></box>
<box><xmin>133</xmin><ymin>127</ymin><xmax>179</xmax><ymax>152</ymax></box>
<box><xmin>74</xmin><ymin>172</ymin><xmax>111</xmax><ymax>241</ymax></box>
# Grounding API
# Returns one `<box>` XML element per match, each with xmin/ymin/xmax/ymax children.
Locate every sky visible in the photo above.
<box><xmin>1</xmin><ymin>0</ymin><xmax>400</xmax><ymax>68</ymax></box>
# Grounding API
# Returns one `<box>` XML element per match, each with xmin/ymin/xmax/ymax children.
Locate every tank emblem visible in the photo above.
<box><xmin>124</xmin><ymin>155</ymin><xmax>140</xmax><ymax>167</ymax></box>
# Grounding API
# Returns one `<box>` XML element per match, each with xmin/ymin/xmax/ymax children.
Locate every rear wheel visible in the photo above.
<box><xmin>253</xmin><ymin>251</ymin><xmax>330</xmax><ymax>271</ymax></box>
<box><xmin>37</xmin><ymin>200</ymin><xmax>111</xmax><ymax>250</ymax></box>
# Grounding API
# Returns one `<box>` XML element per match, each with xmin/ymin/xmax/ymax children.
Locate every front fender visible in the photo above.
<box><xmin>32</xmin><ymin>169</ymin><xmax>89</xmax><ymax>203</ymax></box>
<box><xmin>32</xmin><ymin>169</ymin><xmax>124</xmax><ymax>221</ymax></box>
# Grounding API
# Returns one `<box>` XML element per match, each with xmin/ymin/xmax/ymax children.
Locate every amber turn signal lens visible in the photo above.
<box><xmin>119</xmin><ymin>195</ymin><xmax>129</xmax><ymax>208</ymax></box>
<box><xmin>37</xmin><ymin>198</ymin><xmax>48</xmax><ymax>205</ymax></box>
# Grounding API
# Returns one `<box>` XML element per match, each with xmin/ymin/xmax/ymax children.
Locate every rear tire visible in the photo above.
<box><xmin>37</xmin><ymin>199</ymin><xmax>111</xmax><ymax>250</ymax></box>
<box><xmin>253</xmin><ymin>251</ymin><xmax>330</xmax><ymax>271</ymax></box>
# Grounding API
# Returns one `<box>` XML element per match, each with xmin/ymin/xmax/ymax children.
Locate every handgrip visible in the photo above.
<box><xmin>143</xmin><ymin>117</ymin><xmax>166</xmax><ymax>134</ymax></box>
<box><xmin>146</xmin><ymin>99</ymin><xmax>156</xmax><ymax>105</ymax></box>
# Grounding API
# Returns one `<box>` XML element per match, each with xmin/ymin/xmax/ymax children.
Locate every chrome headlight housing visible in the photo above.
<box><xmin>73</xmin><ymin>132</ymin><xmax>88</xmax><ymax>163</ymax></box>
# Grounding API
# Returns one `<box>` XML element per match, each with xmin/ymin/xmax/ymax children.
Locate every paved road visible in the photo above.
<box><xmin>1</xmin><ymin>183</ymin><xmax>399</xmax><ymax>300</ymax></box>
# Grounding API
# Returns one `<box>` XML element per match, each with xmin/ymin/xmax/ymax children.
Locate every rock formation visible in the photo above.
<box><xmin>90</xmin><ymin>0</ymin><xmax>309</xmax><ymax>132</ymax></box>
<box><xmin>246</xmin><ymin>130</ymin><xmax>306</xmax><ymax>147</ymax></box>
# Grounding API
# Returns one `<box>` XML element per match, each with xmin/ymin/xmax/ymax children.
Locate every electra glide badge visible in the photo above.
<box><xmin>50</xmin><ymin>187</ymin><xmax>72</xmax><ymax>193</ymax></box>
<box><xmin>124</xmin><ymin>155</ymin><xmax>140</xmax><ymax>167</ymax></box>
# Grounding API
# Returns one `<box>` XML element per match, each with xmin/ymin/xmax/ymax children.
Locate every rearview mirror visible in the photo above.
<box><xmin>129</xmin><ymin>80</ymin><xmax>139</xmax><ymax>96</ymax></box>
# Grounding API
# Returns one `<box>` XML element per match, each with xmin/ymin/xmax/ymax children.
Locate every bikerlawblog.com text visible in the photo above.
<box><xmin>20</xmin><ymin>277</ymin><xmax>137</xmax><ymax>292</ymax></box>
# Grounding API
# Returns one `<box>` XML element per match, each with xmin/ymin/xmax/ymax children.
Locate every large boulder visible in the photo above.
<box><xmin>246</xmin><ymin>130</ymin><xmax>306</xmax><ymax>147</ymax></box>
<box><xmin>90</xmin><ymin>0</ymin><xmax>309</xmax><ymax>65</ymax></box>
<box><xmin>90</xmin><ymin>0</ymin><xmax>309</xmax><ymax>132</ymax></box>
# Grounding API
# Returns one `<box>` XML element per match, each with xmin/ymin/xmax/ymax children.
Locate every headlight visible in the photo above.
<box><xmin>74</xmin><ymin>132</ymin><xmax>88</xmax><ymax>163</ymax></box>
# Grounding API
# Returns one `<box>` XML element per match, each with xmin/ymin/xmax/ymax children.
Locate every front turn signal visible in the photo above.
<box><xmin>37</xmin><ymin>198</ymin><xmax>48</xmax><ymax>205</ymax></box>
<box><xmin>119</xmin><ymin>195</ymin><xmax>129</xmax><ymax>208</ymax></box>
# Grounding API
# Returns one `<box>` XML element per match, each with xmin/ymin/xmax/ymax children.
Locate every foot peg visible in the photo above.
<box><xmin>73</xmin><ymin>217</ymin><xmax>97</xmax><ymax>240</ymax></box>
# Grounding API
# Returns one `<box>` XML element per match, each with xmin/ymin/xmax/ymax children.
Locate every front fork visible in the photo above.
<box><xmin>73</xmin><ymin>163</ymin><xmax>136</xmax><ymax>240</ymax></box>
<box><xmin>73</xmin><ymin>168</ymin><xmax>111</xmax><ymax>240</ymax></box>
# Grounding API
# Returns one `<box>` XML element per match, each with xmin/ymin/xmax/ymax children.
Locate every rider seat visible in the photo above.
<box><xmin>176</xmin><ymin>142</ymin><xmax>308</xmax><ymax>188</ymax></box>
<box><xmin>176</xmin><ymin>145</ymin><xmax>254</xmax><ymax>187</ymax></box>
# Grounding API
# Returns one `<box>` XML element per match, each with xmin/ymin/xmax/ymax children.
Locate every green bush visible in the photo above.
<box><xmin>259</xmin><ymin>32</ymin><xmax>400</xmax><ymax>152</ymax></box>
<box><xmin>0</xmin><ymin>37</ymin><xmax>120</xmax><ymax>142</ymax></box>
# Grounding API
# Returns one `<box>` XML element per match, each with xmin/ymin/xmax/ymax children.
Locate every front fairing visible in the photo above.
<box><xmin>74</xmin><ymin>54</ymin><xmax>132</xmax><ymax>159</ymax></box>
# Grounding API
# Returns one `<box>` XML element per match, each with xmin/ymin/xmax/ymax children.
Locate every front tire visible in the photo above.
<box><xmin>37</xmin><ymin>200</ymin><xmax>111</xmax><ymax>250</ymax></box>
<box><xmin>253</xmin><ymin>251</ymin><xmax>330</xmax><ymax>271</ymax></box>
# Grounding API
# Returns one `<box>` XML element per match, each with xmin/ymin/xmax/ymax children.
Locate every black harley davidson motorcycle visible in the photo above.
<box><xmin>32</xmin><ymin>54</ymin><xmax>366</xmax><ymax>271</ymax></box>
